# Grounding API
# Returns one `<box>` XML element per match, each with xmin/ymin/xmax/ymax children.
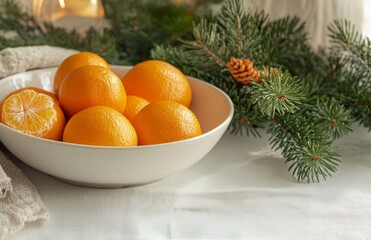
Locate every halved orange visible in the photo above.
<box><xmin>1</xmin><ymin>89</ymin><xmax>65</xmax><ymax>140</ymax></box>
<box><xmin>3</xmin><ymin>87</ymin><xmax>59</xmax><ymax>103</ymax></box>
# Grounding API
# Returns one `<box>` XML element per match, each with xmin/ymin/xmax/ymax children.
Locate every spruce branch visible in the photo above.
<box><xmin>290</xmin><ymin>142</ymin><xmax>341</xmax><ymax>182</ymax></box>
<box><xmin>268</xmin><ymin>114</ymin><xmax>340</xmax><ymax>182</ymax></box>
<box><xmin>182</xmin><ymin>19</ymin><xmax>228</xmax><ymax>69</ymax></box>
<box><xmin>226</xmin><ymin>83</ymin><xmax>267</xmax><ymax>137</ymax></box>
<box><xmin>152</xmin><ymin>0</ymin><xmax>353</xmax><ymax>182</ymax></box>
<box><xmin>310</xmin><ymin>97</ymin><xmax>353</xmax><ymax>139</ymax></box>
<box><xmin>217</xmin><ymin>0</ymin><xmax>261</xmax><ymax>59</ymax></box>
<box><xmin>328</xmin><ymin>20</ymin><xmax>371</xmax><ymax>130</ymax></box>
<box><xmin>0</xmin><ymin>0</ymin><xmax>41</xmax><ymax>35</ymax></box>
<box><xmin>329</xmin><ymin>20</ymin><xmax>371</xmax><ymax>66</ymax></box>
<box><xmin>104</xmin><ymin>0</ymin><xmax>221</xmax><ymax>64</ymax></box>
<box><xmin>328</xmin><ymin>20</ymin><xmax>370</xmax><ymax>87</ymax></box>
<box><xmin>336</xmin><ymin>81</ymin><xmax>371</xmax><ymax>130</ymax></box>
<box><xmin>251</xmin><ymin>69</ymin><xmax>305</xmax><ymax>117</ymax></box>
<box><xmin>261</xmin><ymin>16</ymin><xmax>307</xmax><ymax>66</ymax></box>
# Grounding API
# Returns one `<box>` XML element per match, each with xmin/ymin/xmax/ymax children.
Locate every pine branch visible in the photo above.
<box><xmin>152</xmin><ymin>45</ymin><xmax>266</xmax><ymax>137</ymax></box>
<box><xmin>251</xmin><ymin>69</ymin><xmax>305</xmax><ymax>117</ymax></box>
<box><xmin>261</xmin><ymin>16</ymin><xmax>309</xmax><ymax>69</ymax></box>
<box><xmin>206</xmin><ymin>73</ymin><xmax>267</xmax><ymax>137</ymax></box>
<box><xmin>328</xmin><ymin>20</ymin><xmax>370</xmax><ymax>89</ymax></box>
<box><xmin>328</xmin><ymin>20</ymin><xmax>371</xmax><ymax>130</ymax></box>
<box><xmin>334</xmin><ymin>79</ymin><xmax>371</xmax><ymax>130</ymax></box>
<box><xmin>152</xmin><ymin>0</ymin><xmax>352</xmax><ymax>182</ymax></box>
<box><xmin>151</xmin><ymin>45</ymin><xmax>198</xmax><ymax>76</ymax></box>
<box><xmin>217</xmin><ymin>0</ymin><xmax>262</xmax><ymax>59</ymax></box>
<box><xmin>0</xmin><ymin>0</ymin><xmax>41</xmax><ymax>34</ymax></box>
<box><xmin>268</xmin><ymin>114</ymin><xmax>340</xmax><ymax>182</ymax></box>
<box><xmin>329</xmin><ymin>20</ymin><xmax>371</xmax><ymax>67</ymax></box>
<box><xmin>182</xmin><ymin>19</ymin><xmax>228</xmax><ymax>69</ymax></box>
<box><xmin>105</xmin><ymin>0</ymin><xmax>188</xmax><ymax>63</ymax></box>
<box><xmin>104</xmin><ymin>0</ymin><xmax>220</xmax><ymax>64</ymax></box>
<box><xmin>310</xmin><ymin>97</ymin><xmax>353</xmax><ymax>139</ymax></box>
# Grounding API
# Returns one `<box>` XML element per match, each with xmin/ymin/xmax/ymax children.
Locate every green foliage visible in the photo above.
<box><xmin>152</xmin><ymin>0</ymin><xmax>368</xmax><ymax>182</ymax></box>
<box><xmin>103</xmin><ymin>0</ymin><xmax>223</xmax><ymax>64</ymax></box>
<box><xmin>327</xmin><ymin>20</ymin><xmax>371</xmax><ymax>130</ymax></box>
<box><xmin>268</xmin><ymin>114</ymin><xmax>340</xmax><ymax>182</ymax></box>
<box><xmin>310</xmin><ymin>97</ymin><xmax>353</xmax><ymax>139</ymax></box>
<box><xmin>216</xmin><ymin>0</ymin><xmax>262</xmax><ymax>59</ymax></box>
<box><xmin>152</xmin><ymin>0</ymin><xmax>315</xmax><ymax>136</ymax></box>
<box><xmin>103</xmin><ymin>0</ymin><xmax>193</xmax><ymax>64</ymax></box>
<box><xmin>251</xmin><ymin>69</ymin><xmax>305</xmax><ymax>117</ymax></box>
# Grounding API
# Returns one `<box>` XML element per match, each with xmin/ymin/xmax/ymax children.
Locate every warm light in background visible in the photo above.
<box><xmin>58</xmin><ymin>0</ymin><xmax>65</xmax><ymax>9</ymax></box>
<box><xmin>32</xmin><ymin>0</ymin><xmax>105</xmax><ymax>32</ymax></box>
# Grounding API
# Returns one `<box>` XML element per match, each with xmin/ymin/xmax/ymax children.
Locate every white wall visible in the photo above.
<box><xmin>247</xmin><ymin>0</ymin><xmax>369</xmax><ymax>49</ymax></box>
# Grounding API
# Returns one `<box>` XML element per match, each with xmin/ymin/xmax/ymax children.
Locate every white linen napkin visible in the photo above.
<box><xmin>0</xmin><ymin>45</ymin><xmax>78</xmax><ymax>79</ymax></box>
<box><xmin>0</xmin><ymin>145</ymin><xmax>48</xmax><ymax>239</ymax></box>
<box><xmin>0</xmin><ymin>45</ymin><xmax>78</xmax><ymax>239</ymax></box>
<box><xmin>0</xmin><ymin>165</ymin><xmax>11</xmax><ymax>198</ymax></box>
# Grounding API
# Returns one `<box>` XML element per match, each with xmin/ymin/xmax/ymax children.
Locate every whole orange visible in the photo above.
<box><xmin>1</xmin><ymin>89</ymin><xmax>65</xmax><ymax>140</ymax></box>
<box><xmin>63</xmin><ymin>106</ymin><xmax>137</xmax><ymax>146</ymax></box>
<box><xmin>59</xmin><ymin>65</ymin><xmax>127</xmax><ymax>118</ymax></box>
<box><xmin>123</xmin><ymin>95</ymin><xmax>150</xmax><ymax>122</ymax></box>
<box><xmin>131</xmin><ymin>100</ymin><xmax>202</xmax><ymax>145</ymax></box>
<box><xmin>53</xmin><ymin>51</ymin><xmax>110</xmax><ymax>95</ymax></box>
<box><xmin>122</xmin><ymin>60</ymin><xmax>192</xmax><ymax>107</ymax></box>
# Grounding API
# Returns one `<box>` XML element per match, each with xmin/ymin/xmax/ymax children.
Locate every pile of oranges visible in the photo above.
<box><xmin>0</xmin><ymin>52</ymin><xmax>202</xmax><ymax>146</ymax></box>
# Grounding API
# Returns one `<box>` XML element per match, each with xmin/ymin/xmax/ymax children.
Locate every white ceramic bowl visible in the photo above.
<box><xmin>0</xmin><ymin>66</ymin><xmax>233</xmax><ymax>188</ymax></box>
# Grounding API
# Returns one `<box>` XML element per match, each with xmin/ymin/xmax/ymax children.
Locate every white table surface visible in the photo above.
<box><xmin>7</xmin><ymin>124</ymin><xmax>371</xmax><ymax>239</ymax></box>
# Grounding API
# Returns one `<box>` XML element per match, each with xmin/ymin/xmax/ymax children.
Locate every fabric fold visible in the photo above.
<box><xmin>0</xmin><ymin>145</ymin><xmax>49</xmax><ymax>239</ymax></box>
<box><xmin>0</xmin><ymin>165</ymin><xmax>11</xmax><ymax>198</ymax></box>
<box><xmin>0</xmin><ymin>45</ymin><xmax>78</xmax><ymax>78</ymax></box>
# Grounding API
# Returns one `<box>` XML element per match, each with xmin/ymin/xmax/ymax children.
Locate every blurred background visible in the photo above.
<box><xmin>14</xmin><ymin>0</ymin><xmax>371</xmax><ymax>50</ymax></box>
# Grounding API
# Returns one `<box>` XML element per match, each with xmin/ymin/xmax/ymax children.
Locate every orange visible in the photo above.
<box><xmin>3</xmin><ymin>87</ymin><xmax>58</xmax><ymax>103</ymax></box>
<box><xmin>131</xmin><ymin>100</ymin><xmax>202</xmax><ymax>145</ymax></box>
<box><xmin>63</xmin><ymin>106</ymin><xmax>137</xmax><ymax>146</ymax></box>
<box><xmin>0</xmin><ymin>87</ymin><xmax>58</xmax><ymax>121</ymax></box>
<box><xmin>53</xmin><ymin>51</ymin><xmax>110</xmax><ymax>95</ymax></box>
<box><xmin>59</xmin><ymin>65</ymin><xmax>127</xmax><ymax>118</ymax></box>
<box><xmin>122</xmin><ymin>60</ymin><xmax>192</xmax><ymax>107</ymax></box>
<box><xmin>1</xmin><ymin>89</ymin><xmax>66</xmax><ymax>140</ymax></box>
<box><xmin>123</xmin><ymin>95</ymin><xmax>150</xmax><ymax>121</ymax></box>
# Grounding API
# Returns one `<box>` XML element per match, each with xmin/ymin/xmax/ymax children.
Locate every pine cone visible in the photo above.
<box><xmin>227</xmin><ymin>57</ymin><xmax>261</xmax><ymax>85</ymax></box>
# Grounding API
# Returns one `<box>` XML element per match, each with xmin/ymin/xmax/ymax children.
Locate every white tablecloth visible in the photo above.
<box><xmin>6</xmin><ymin>124</ymin><xmax>371</xmax><ymax>239</ymax></box>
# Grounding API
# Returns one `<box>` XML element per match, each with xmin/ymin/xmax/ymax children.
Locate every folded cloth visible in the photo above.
<box><xmin>0</xmin><ymin>166</ymin><xmax>11</xmax><ymax>199</ymax></box>
<box><xmin>0</xmin><ymin>45</ymin><xmax>78</xmax><ymax>239</ymax></box>
<box><xmin>0</xmin><ymin>146</ymin><xmax>48</xmax><ymax>240</ymax></box>
<box><xmin>0</xmin><ymin>45</ymin><xmax>78</xmax><ymax>79</ymax></box>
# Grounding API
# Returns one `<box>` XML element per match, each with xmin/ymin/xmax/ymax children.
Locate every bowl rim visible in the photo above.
<box><xmin>0</xmin><ymin>68</ymin><xmax>234</xmax><ymax>150</ymax></box>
